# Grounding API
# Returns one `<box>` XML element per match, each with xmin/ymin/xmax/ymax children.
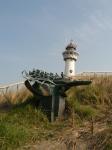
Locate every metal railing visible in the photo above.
<box><xmin>0</xmin><ymin>72</ymin><xmax>111</xmax><ymax>94</ymax></box>
<box><xmin>78</xmin><ymin>72</ymin><xmax>112</xmax><ymax>76</ymax></box>
<box><xmin>0</xmin><ymin>81</ymin><xmax>25</xmax><ymax>95</ymax></box>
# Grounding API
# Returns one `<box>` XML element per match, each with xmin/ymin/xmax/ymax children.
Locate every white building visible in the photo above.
<box><xmin>62</xmin><ymin>41</ymin><xmax>79</xmax><ymax>78</ymax></box>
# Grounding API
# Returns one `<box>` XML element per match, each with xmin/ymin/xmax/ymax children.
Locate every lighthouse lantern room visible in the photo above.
<box><xmin>62</xmin><ymin>41</ymin><xmax>79</xmax><ymax>78</ymax></box>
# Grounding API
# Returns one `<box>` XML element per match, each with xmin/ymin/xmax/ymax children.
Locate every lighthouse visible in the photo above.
<box><xmin>62</xmin><ymin>41</ymin><xmax>79</xmax><ymax>78</ymax></box>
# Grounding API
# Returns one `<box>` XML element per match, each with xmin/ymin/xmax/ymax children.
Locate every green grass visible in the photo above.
<box><xmin>0</xmin><ymin>123</ymin><xmax>29</xmax><ymax>149</ymax></box>
<box><xmin>0</xmin><ymin>101</ymin><xmax>68</xmax><ymax>150</ymax></box>
<box><xmin>67</xmin><ymin>98</ymin><xmax>97</xmax><ymax>120</ymax></box>
<box><xmin>0</xmin><ymin>76</ymin><xmax>112</xmax><ymax>149</ymax></box>
<box><xmin>0</xmin><ymin>101</ymin><xmax>53</xmax><ymax>149</ymax></box>
<box><xmin>67</xmin><ymin>76</ymin><xmax>112</xmax><ymax>106</ymax></box>
<box><xmin>104</xmin><ymin>144</ymin><xmax>112</xmax><ymax>150</ymax></box>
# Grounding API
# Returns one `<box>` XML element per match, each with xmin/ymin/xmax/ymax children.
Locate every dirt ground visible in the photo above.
<box><xmin>21</xmin><ymin>110</ymin><xmax>112</xmax><ymax>150</ymax></box>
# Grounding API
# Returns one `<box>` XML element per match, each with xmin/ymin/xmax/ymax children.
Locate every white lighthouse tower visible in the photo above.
<box><xmin>62</xmin><ymin>41</ymin><xmax>79</xmax><ymax>78</ymax></box>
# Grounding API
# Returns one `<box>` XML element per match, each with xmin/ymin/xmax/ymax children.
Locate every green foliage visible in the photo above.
<box><xmin>67</xmin><ymin>76</ymin><xmax>112</xmax><ymax>107</ymax></box>
<box><xmin>104</xmin><ymin>144</ymin><xmax>112</xmax><ymax>150</ymax></box>
<box><xmin>0</xmin><ymin>123</ymin><xmax>28</xmax><ymax>149</ymax></box>
<box><xmin>0</xmin><ymin>76</ymin><xmax>112</xmax><ymax>149</ymax></box>
<box><xmin>67</xmin><ymin>98</ymin><xmax>96</xmax><ymax>120</ymax></box>
<box><xmin>0</xmin><ymin>104</ymin><xmax>50</xmax><ymax>150</ymax></box>
<box><xmin>75</xmin><ymin>104</ymin><xmax>95</xmax><ymax>119</ymax></box>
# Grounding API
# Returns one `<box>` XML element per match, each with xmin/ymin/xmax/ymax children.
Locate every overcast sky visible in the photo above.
<box><xmin>0</xmin><ymin>0</ymin><xmax>112</xmax><ymax>84</ymax></box>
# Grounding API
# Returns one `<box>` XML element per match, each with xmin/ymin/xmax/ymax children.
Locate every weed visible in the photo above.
<box><xmin>0</xmin><ymin>76</ymin><xmax>112</xmax><ymax>149</ymax></box>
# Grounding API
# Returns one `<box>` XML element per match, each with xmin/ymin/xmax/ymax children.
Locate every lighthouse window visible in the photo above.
<box><xmin>70</xmin><ymin>70</ymin><xmax>73</xmax><ymax>73</ymax></box>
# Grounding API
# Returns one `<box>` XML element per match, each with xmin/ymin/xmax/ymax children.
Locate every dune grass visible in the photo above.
<box><xmin>0</xmin><ymin>102</ymin><xmax>56</xmax><ymax>149</ymax></box>
<box><xmin>68</xmin><ymin>76</ymin><xmax>112</xmax><ymax>105</ymax></box>
<box><xmin>0</xmin><ymin>76</ymin><xmax>112</xmax><ymax>149</ymax></box>
<box><xmin>0</xmin><ymin>88</ymin><xmax>32</xmax><ymax>104</ymax></box>
<box><xmin>65</xmin><ymin>76</ymin><xmax>112</xmax><ymax>128</ymax></box>
<box><xmin>0</xmin><ymin>89</ymin><xmax>67</xmax><ymax>149</ymax></box>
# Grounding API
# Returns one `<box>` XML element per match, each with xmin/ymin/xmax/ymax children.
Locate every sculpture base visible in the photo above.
<box><xmin>38</xmin><ymin>96</ymin><xmax>65</xmax><ymax>121</ymax></box>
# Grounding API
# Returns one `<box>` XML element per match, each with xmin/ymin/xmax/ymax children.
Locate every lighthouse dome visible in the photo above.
<box><xmin>66</xmin><ymin>42</ymin><xmax>77</xmax><ymax>50</ymax></box>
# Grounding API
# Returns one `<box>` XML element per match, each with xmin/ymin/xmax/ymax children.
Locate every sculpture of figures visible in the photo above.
<box><xmin>61</xmin><ymin>72</ymin><xmax>64</xmax><ymax>78</ymax></box>
<box><xmin>23</xmin><ymin>69</ymin><xmax>91</xmax><ymax>122</ymax></box>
